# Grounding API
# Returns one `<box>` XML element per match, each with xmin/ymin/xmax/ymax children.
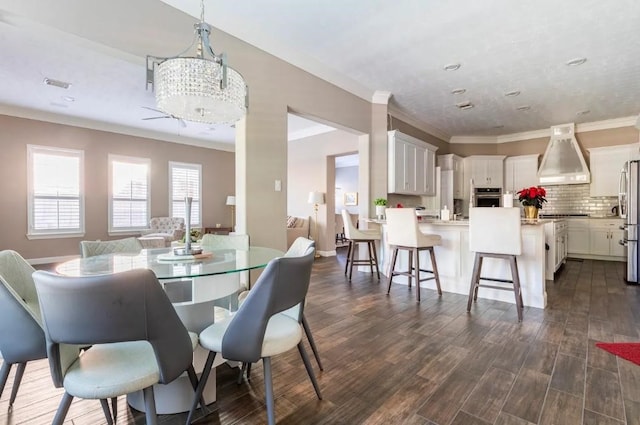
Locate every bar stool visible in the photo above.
<box><xmin>385</xmin><ymin>208</ymin><xmax>442</xmax><ymax>302</ymax></box>
<box><xmin>467</xmin><ymin>207</ymin><xmax>524</xmax><ymax>321</ymax></box>
<box><xmin>341</xmin><ymin>209</ymin><xmax>380</xmax><ymax>281</ymax></box>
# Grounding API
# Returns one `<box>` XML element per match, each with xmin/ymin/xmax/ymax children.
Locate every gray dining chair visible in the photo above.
<box><xmin>186</xmin><ymin>249</ymin><xmax>322</xmax><ymax>425</ymax></box>
<box><xmin>237</xmin><ymin>237</ymin><xmax>323</xmax><ymax>384</ymax></box>
<box><xmin>0</xmin><ymin>250</ymin><xmax>116</xmax><ymax>423</ymax></box>
<box><xmin>32</xmin><ymin>268</ymin><xmax>201</xmax><ymax>425</ymax></box>
<box><xmin>80</xmin><ymin>237</ymin><xmax>143</xmax><ymax>258</ymax></box>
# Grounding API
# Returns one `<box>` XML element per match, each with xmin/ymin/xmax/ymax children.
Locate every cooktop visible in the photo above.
<box><xmin>538</xmin><ymin>213</ymin><xmax>589</xmax><ymax>218</ymax></box>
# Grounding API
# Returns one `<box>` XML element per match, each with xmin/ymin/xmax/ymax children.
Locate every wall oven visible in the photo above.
<box><xmin>474</xmin><ymin>188</ymin><xmax>502</xmax><ymax>207</ymax></box>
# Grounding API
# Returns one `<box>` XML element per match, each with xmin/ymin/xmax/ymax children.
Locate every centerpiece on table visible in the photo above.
<box><xmin>517</xmin><ymin>186</ymin><xmax>547</xmax><ymax>219</ymax></box>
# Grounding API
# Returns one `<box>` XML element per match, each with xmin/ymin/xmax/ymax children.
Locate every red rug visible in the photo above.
<box><xmin>596</xmin><ymin>342</ymin><xmax>640</xmax><ymax>366</ymax></box>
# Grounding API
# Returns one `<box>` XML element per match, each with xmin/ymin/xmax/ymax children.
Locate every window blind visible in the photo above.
<box><xmin>170</xmin><ymin>162</ymin><xmax>201</xmax><ymax>226</ymax></box>
<box><xmin>110</xmin><ymin>158</ymin><xmax>149</xmax><ymax>231</ymax></box>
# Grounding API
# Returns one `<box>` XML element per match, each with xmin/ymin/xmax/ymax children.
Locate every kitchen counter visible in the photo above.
<box><xmin>371</xmin><ymin>220</ymin><xmax>548</xmax><ymax>309</ymax></box>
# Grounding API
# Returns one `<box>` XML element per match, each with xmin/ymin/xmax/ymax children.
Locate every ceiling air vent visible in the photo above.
<box><xmin>43</xmin><ymin>78</ymin><xmax>71</xmax><ymax>89</ymax></box>
<box><xmin>455</xmin><ymin>101</ymin><xmax>474</xmax><ymax>110</ymax></box>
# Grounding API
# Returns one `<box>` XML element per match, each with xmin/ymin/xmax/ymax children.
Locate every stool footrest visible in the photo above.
<box><xmin>478</xmin><ymin>276</ymin><xmax>514</xmax><ymax>284</ymax></box>
<box><xmin>477</xmin><ymin>283</ymin><xmax>519</xmax><ymax>292</ymax></box>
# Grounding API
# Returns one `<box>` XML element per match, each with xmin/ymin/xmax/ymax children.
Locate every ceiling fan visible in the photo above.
<box><xmin>141</xmin><ymin>106</ymin><xmax>187</xmax><ymax>128</ymax></box>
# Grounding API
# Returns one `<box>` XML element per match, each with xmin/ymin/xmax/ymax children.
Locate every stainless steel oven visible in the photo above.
<box><xmin>474</xmin><ymin>188</ymin><xmax>501</xmax><ymax>207</ymax></box>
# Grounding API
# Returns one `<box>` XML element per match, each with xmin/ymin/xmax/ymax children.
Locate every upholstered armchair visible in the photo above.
<box><xmin>140</xmin><ymin>217</ymin><xmax>185</xmax><ymax>244</ymax></box>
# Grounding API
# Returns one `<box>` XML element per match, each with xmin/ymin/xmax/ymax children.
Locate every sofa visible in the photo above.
<box><xmin>140</xmin><ymin>217</ymin><xmax>185</xmax><ymax>246</ymax></box>
<box><xmin>286</xmin><ymin>216</ymin><xmax>310</xmax><ymax>248</ymax></box>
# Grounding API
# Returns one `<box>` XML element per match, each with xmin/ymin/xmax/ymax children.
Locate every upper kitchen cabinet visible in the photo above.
<box><xmin>464</xmin><ymin>155</ymin><xmax>505</xmax><ymax>188</ymax></box>
<box><xmin>388</xmin><ymin>131</ymin><xmax>438</xmax><ymax>196</ymax></box>
<box><xmin>438</xmin><ymin>154</ymin><xmax>464</xmax><ymax>198</ymax></box>
<box><xmin>588</xmin><ymin>144</ymin><xmax>639</xmax><ymax>197</ymax></box>
<box><xmin>504</xmin><ymin>155</ymin><xmax>539</xmax><ymax>195</ymax></box>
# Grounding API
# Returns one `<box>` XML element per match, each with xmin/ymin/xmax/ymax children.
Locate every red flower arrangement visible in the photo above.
<box><xmin>517</xmin><ymin>186</ymin><xmax>547</xmax><ymax>209</ymax></box>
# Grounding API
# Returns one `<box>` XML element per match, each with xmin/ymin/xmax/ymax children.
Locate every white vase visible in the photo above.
<box><xmin>375</xmin><ymin>205</ymin><xmax>386</xmax><ymax>219</ymax></box>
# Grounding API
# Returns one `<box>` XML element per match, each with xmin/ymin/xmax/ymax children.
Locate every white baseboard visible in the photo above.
<box><xmin>28</xmin><ymin>254</ymin><xmax>79</xmax><ymax>266</ymax></box>
<box><xmin>318</xmin><ymin>250</ymin><xmax>336</xmax><ymax>257</ymax></box>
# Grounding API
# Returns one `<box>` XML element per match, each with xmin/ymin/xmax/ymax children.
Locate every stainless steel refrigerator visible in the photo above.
<box><xmin>619</xmin><ymin>160</ymin><xmax>638</xmax><ymax>283</ymax></box>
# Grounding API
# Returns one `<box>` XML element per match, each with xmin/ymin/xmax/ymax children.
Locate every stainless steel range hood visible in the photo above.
<box><xmin>537</xmin><ymin>123</ymin><xmax>590</xmax><ymax>185</ymax></box>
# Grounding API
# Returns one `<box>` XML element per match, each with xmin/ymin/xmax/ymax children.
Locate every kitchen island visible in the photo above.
<box><xmin>369</xmin><ymin>219</ymin><xmax>550</xmax><ymax>309</ymax></box>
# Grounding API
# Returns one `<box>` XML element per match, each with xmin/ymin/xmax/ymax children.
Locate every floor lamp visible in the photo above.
<box><xmin>307</xmin><ymin>191</ymin><xmax>325</xmax><ymax>258</ymax></box>
<box><xmin>226</xmin><ymin>195</ymin><xmax>236</xmax><ymax>231</ymax></box>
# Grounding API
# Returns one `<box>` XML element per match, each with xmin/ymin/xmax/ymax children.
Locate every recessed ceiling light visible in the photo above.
<box><xmin>444</xmin><ymin>63</ymin><xmax>461</xmax><ymax>71</ymax></box>
<box><xmin>516</xmin><ymin>105</ymin><xmax>531</xmax><ymax>111</ymax></box>
<box><xmin>61</xmin><ymin>96</ymin><xmax>75</xmax><ymax>102</ymax></box>
<box><xmin>207</xmin><ymin>126</ymin><xmax>217</xmax><ymax>131</ymax></box>
<box><xmin>455</xmin><ymin>101</ymin><xmax>474</xmax><ymax>110</ymax></box>
<box><xmin>451</xmin><ymin>88</ymin><xmax>466</xmax><ymax>95</ymax></box>
<box><xmin>49</xmin><ymin>102</ymin><xmax>69</xmax><ymax>108</ymax></box>
<box><xmin>504</xmin><ymin>90</ymin><xmax>521</xmax><ymax>97</ymax></box>
<box><xmin>492</xmin><ymin>125</ymin><xmax>504</xmax><ymax>129</ymax></box>
<box><xmin>566</xmin><ymin>57</ymin><xmax>587</xmax><ymax>66</ymax></box>
<box><xmin>576</xmin><ymin>110</ymin><xmax>591</xmax><ymax>116</ymax></box>
<box><xmin>43</xmin><ymin>78</ymin><xmax>71</xmax><ymax>89</ymax></box>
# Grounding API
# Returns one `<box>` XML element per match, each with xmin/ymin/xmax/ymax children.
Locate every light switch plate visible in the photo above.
<box><xmin>275</xmin><ymin>180</ymin><xmax>282</xmax><ymax>191</ymax></box>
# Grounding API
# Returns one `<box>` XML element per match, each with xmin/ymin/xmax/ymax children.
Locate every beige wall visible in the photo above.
<box><xmin>0</xmin><ymin>114</ymin><xmax>235</xmax><ymax>260</ymax></box>
<box><xmin>450</xmin><ymin>126</ymin><xmax>639</xmax><ymax>161</ymax></box>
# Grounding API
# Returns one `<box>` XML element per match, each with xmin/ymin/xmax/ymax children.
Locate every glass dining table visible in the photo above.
<box><xmin>55</xmin><ymin>246</ymin><xmax>284</xmax><ymax>414</ymax></box>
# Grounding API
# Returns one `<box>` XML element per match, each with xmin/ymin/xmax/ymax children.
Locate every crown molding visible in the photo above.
<box><xmin>0</xmin><ymin>104</ymin><xmax>235</xmax><ymax>152</ymax></box>
<box><xmin>288</xmin><ymin>124</ymin><xmax>336</xmax><ymax>141</ymax></box>
<box><xmin>449</xmin><ymin>135</ymin><xmax>499</xmax><ymax>144</ymax></box>
<box><xmin>388</xmin><ymin>104</ymin><xmax>450</xmax><ymax>142</ymax></box>
<box><xmin>576</xmin><ymin>116</ymin><xmax>639</xmax><ymax>133</ymax></box>
<box><xmin>371</xmin><ymin>90</ymin><xmax>392</xmax><ymax>105</ymax></box>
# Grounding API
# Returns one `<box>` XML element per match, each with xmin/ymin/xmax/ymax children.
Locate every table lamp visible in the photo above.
<box><xmin>226</xmin><ymin>195</ymin><xmax>236</xmax><ymax>230</ymax></box>
<box><xmin>307</xmin><ymin>191</ymin><xmax>325</xmax><ymax>258</ymax></box>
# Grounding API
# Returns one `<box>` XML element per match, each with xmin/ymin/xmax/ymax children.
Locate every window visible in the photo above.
<box><xmin>109</xmin><ymin>155</ymin><xmax>150</xmax><ymax>233</ymax></box>
<box><xmin>27</xmin><ymin>145</ymin><xmax>84</xmax><ymax>238</ymax></box>
<box><xmin>169</xmin><ymin>162</ymin><xmax>202</xmax><ymax>226</ymax></box>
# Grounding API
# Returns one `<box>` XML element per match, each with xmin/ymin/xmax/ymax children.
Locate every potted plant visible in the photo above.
<box><xmin>517</xmin><ymin>186</ymin><xmax>547</xmax><ymax>219</ymax></box>
<box><xmin>374</xmin><ymin>198</ymin><xmax>387</xmax><ymax>219</ymax></box>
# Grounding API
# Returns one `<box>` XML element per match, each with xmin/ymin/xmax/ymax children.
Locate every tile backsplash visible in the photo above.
<box><xmin>539</xmin><ymin>184</ymin><xmax>618</xmax><ymax>215</ymax></box>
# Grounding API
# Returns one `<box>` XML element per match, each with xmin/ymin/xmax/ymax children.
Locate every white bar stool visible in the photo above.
<box><xmin>467</xmin><ymin>207</ymin><xmax>524</xmax><ymax>321</ymax></box>
<box><xmin>341</xmin><ymin>210</ymin><xmax>381</xmax><ymax>281</ymax></box>
<box><xmin>385</xmin><ymin>208</ymin><xmax>442</xmax><ymax>302</ymax></box>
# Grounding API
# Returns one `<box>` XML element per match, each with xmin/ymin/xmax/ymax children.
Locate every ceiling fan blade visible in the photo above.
<box><xmin>142</xmin><ymin>116</ymin><xmax>171</xmax><ymax>121</ymax></box>
<box><xmin>178</xmin><ymin>119</ymin><xmax>187</xmax><ymax>128</ymax></box>
<box><xmin>141</xmin><ymin>106</ymin><xmax>166</xmax><ymax>114</ymax></box>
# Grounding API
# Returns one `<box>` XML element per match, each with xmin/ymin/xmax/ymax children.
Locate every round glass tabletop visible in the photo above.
<box><xmin>55</xmin><ymin>246</ymin><xmax>284</xmax><ymax>280</ymax></box>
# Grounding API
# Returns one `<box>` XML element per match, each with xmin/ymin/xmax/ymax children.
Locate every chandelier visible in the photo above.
<box><xmin>146</xmin><ymin>0</ymin><xmax>247</xmax><ymax>124</ymax></box>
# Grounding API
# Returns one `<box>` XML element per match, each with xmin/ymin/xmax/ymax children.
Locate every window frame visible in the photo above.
<box><xmin>108</xmin><ymin>154</ymin><xmax>151</xmax><ymax>235</ymax></box>
<box><xmin>169</xmin><ymin>161</ymin><xmax>202</xmax><ymax>227</ymax></box>
<box><xmin>27</xmin><ymin>145</ymin><xmax>85</xmax><ymax>239</ymax></box>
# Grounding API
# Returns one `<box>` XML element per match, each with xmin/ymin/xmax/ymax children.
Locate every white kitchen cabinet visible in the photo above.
<box><xmin>545</xmin><ymin>220</ymin><xmax>568</xmax><ymax>279</ymax></box>
<box><xmin>567</xmin><ymin>219</ymin><xmax>590</xmax><ymax>255</ymax></box>
<box><xmin>589</xmin><ymin>219</ymin><xmax>625</xmax><ymax>258</ymax></box>
<box><xmin>388</xmin><ymin>130</ymin><xmax>438</xmax><ymax>195</ymax></box>
<box><xmin>589</xmin><ymin>144</ymin><xmax>639</xmax><ymax>197</ymax></box>
<box><xmin>465</xmin><ymin>156</ymin><xmax>505</xmax><ymax>188</ymax></box>
<box><xmin>438</xmin><ymin>154</ymin><xmax>464</xmax><ymax>198</ymax></box>
<box><xmin>504</xmin><ymin>155</ymin><xmax>539</xmax><ymax>195</ymax></box>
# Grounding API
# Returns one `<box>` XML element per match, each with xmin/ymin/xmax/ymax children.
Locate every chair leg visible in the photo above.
<box><xmin>302</xmin><ymin>314</ymin><xmax>324</xmax><ymax>370</ymax></box>
<box><xmin>467</xmin><ymin>253</ymin><xmax>482</xmax><ymax>312</ymax></box>
<box><xmin>414</xmin><ymin>248</ymin><xmax>421</xmax><ymax>302</ymax></box>
<box><xmin>100</xmin><ymin>399</ymin><xmax>114</xmax><ymax>425</ymax></box>
<box><xmin>297</xmin><ymin>343</ymin><xmax>323</xmax><ymax>399</ymax></box>
<box><xmin>509</xmin><ymin>256</ymin><xmax>524</xmax><ymax>322</ymax></box>
<box><xmin>52</xmin><ymin>392</ymin><xmax>73</xmax><ymax>425</ymax></box>
<box><xmin>186</xmin><ymin>351</ymin><xmax>217</xmax><ymax>425</ymax></box>
<box><xmin>348</xmin><ymin>241</ymin><xmax>357</xmax><ymax>281</ymax></box>
<box><xmin>367</xmin><ymin>241</ymin><xmax>375</xmax><ymax>275</ymax></box>
<box><xmin>0</xmin><ymin>362</ymin><xmax>10</xmax><ymax>401</ymax></box>
<box><xmin>9</xmin><ymin>362</ymin><xmax>26</xmax><ymax>406</ymax></box>
<box><xmin>370</xmin><ymin>240</ymin><xmax>380</xmax><ymax>280</ymax></box>
<box><xmin>344</xmin><ymin>241</ymin><xmax>352</xmax><ymax>275</ymax></box>
<box><xmin>407</xmin><ymin>248</ymin><xmax>414</xmax><ymax>289</ymax></box>
<box><xmin>110</xmin><ymin>397</ymin><xmax>118</xmax><ymax>423</ymax></box>
<box><xmin>429</xmin><ymin>247</ymin><xmax>442</xmax><ymax>295</ymax></box>
<box><xmin>143</xmin><ymin>386</ymin><xmax>157</xmax><ymax>425</ymax></box>
<box><xmin>263</xmin><ymin>357</ymin><xmax>276</xmax><ymax>425</ymax></box>
<box><xmin>237</xmin><ymin>362</ymin><xmax>247</xmax><ymax>385</ymax></box>
<box><xmin>387</xmin><ymin>247</ymin><xmax>399</xmax><ymax>294</ymax></box>
<box><xmin>186</xmin><ymin>364</ymin><xmax>207</xmax><ymax>413</ymax></box>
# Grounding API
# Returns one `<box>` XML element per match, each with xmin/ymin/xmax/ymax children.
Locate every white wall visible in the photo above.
<box><xmin>287</xmin><ymin>129</ymin><xmax>359</xmax><ymax>254</ymax></box>
<box><xmin>335</xmin><ymin>166</ymin><xmax>359</xmax><ymax>215</ymax></box>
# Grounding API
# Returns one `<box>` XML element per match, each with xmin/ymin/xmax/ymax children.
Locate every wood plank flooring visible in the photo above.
<box><xmin>3</xmin><ymin>255</ymin><xmax>640</xmax><ymax>424</ymax></box>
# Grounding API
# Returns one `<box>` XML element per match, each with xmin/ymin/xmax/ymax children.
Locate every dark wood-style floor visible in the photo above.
<box><xmin>3</xmin><ymin>254</ymin><xmax>640</xmax><ymax>425</ymax></box>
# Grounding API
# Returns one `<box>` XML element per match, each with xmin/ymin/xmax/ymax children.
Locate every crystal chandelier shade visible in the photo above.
<box><xmin>146</xmin><ymin>0</ymin><xmax>247</xmax><ymax>125</ymax></box>
<box><xmin>155</xmin><ymin>58</ymin><xmax>246</xmax><ymax>124</ymax></box>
